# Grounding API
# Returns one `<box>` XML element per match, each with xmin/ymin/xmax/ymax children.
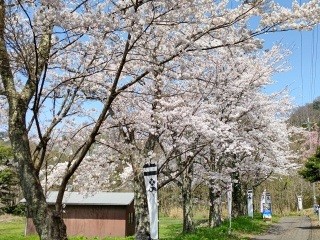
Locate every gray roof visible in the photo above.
<box><xmin>21</xmin><ymin>191</ymin><xmax>134</xmax><ymax>206</ymax></box>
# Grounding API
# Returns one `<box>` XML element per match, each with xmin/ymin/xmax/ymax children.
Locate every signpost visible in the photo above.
<box><xmin>313</xmin><ymin>204</ymin><xmax>320</xmax><ymax>225</ymax></box>
<box><xmin>260</xmin><ymin>190</ymin><xmax>272</xmax><ymax>220</ymax></box>
<box><xmin>247</xmin><ymin>189</ymin><xmax>253</xmax><ymax>218</ymax></box>
<box><xmin>262</xmin><ymin>192</ymin><xmax>272</xmax><ymax>220</ymax></box>
<box><xmin>143</xmin><ymin>163</ymin><xmax>158</xmax><ymax>240</ymax></box>
<box><xmin>297</xmin><ymin>195</ymin><xmax>303</xmax><ymax>211</ymax></box>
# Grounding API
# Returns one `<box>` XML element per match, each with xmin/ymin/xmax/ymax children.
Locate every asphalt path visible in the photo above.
<box><xmin>251</xmin><ymin>216</ymin><xmax>320</xmax><ymax>240</ymax></box>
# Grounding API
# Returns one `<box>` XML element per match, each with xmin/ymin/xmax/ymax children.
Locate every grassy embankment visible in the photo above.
<box><xmin>0</xmin><ymin>214</ymin><xmax>275</xmax><ymax>240</ymax></box>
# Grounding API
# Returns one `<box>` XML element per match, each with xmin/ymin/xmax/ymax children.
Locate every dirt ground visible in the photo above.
<box><xmin>309</xmin><ymin>215</ymin><xmax>320</xmax><ymax>240</ymax></box>
<box><xmin>0</xmin><ymin>214</ymin><xmax>23</xmax><ymax>223</ymax></box>
<box><xmin>251</xmin><ymin>215</ymin><xmax>320</xmax><ymax>240</ymax></box>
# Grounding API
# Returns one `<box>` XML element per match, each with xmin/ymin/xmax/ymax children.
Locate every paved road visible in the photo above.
<box><xmin>252</xmin><ymin>216</ymin><xmax>320</xmax><ymax>240</ymax></box>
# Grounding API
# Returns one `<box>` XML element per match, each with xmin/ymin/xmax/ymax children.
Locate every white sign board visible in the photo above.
<box><xmin>260</xmin><ymin>190</ymin><xmax>266</xmax><ymax>213</ymax></box>
<box><xmin>297</xmin><ymin>195</ymin><xmax>303</xmax><ymax>211</ymax></box>
<box><xmin>247</xmin><ymin>189</ymin><xmax>253</xmax><ymax>218</ymax></box>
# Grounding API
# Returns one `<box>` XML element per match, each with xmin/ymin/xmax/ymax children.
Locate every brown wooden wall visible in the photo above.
<box><xmin>125</xmin><ymin>201</ymin><xmax>135</xmax><ymax>236</ymax></box>
<box><xmin>26</xmin><ymin>203</ymin><xmax>135</xmax><ymax>238</ymax></box>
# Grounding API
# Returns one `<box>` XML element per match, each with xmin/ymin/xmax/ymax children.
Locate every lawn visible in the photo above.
<box><xmin>0</xmin><ymin>215</ymin><xmax>37</xmax><ymax>240</ymax></box>
<box><xmin>164</xmin><ymin>215</ymin><xmax>274</xmax><ymax>240</ymax></box>
<box><xmin>0</xmin><ymin>214</ymin><xmax>272</xmax><ymax>240</ymax></box>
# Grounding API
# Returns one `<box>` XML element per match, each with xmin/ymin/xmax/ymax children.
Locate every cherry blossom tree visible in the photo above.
<box><xmin>0</xmin><ymin>1</ymin><xmax>320</xmax><ymax>240</ymax></box>
<box><xmin>191</xmin><ymin>45</ymin><xmax>297</xmax><ymax>222</ymax></box>
<box><xmin>78</xmin><ymin>43</ymin><xmax>301</xmax><ymax>233</ymax></box>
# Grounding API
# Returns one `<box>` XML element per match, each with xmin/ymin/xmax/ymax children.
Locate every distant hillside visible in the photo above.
<box><xmin>288</xmin><ymin>97</ymin><xmax>320</xmax><ymax>128</ymax></box>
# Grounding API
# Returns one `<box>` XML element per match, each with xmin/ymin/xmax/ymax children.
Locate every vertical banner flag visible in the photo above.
<box><xmin>260</xmin><ymin>189</ymin><xmax>266</xmax><ymax>214</ymax></box>
<box><xmin>297</xmin><ymin>195</ymin><xmax>303</xmax><ymax>211</ymax></box>
<box><xmin>143</xmin><ymin>163</ymin><xmax>158</xmax><ymax>240</ymax></box>
<box><xmin>227</xmin><ymin>182</ymin><xmax>232</xmax><ymax>233</ymax></box>
<box><xmin>227</xmin><ymin>183</ymin><xmax>233</xmax><ymax>218</ymax></box>
<box><xmin>247</xmin><ymin>189</ymin><xmax>253</xmax><ymax>218</ymax></box>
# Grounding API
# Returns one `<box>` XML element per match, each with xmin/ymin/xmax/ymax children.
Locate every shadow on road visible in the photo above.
<box><xmin>298</xmin><ymin>226</ymin><xmax>320</xmax><ymax>230</ymax></box>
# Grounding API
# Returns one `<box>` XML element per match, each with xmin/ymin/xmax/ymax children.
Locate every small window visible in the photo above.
<box><xmin>129</xmin><ymin>212</ymin><xmax>134</xmax><ymax>224</ymax></box>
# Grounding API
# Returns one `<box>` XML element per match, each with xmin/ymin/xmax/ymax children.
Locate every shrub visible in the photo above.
<box><xmin>3</xmin><ymin>204</ymin><xmax>25</xmax><ymax>216</ymax></box>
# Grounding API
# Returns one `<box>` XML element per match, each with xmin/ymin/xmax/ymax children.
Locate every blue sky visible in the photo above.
<box><xmin>251</xmin><ymin>0</ymin><xmax>320</xmax><ymax>107</ymax></box>
<box><xmin>262</xmin><ymin>25</ymin><xmax>320</xmax><ymax>107</ymax></box>
<box><xmin>228</xmin><ymin>0</ymin><xmax>319</xmax><ymax>107</ymax></box>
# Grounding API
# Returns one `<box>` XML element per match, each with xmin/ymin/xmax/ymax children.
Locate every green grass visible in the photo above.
<box><xmin>0</xmin><ymin>217</ymin><xmax>38</xmax><ymax>240</ymax></box>
<box><xmin>0</xmin><ymin>214</ymin><xmax>275</xmax><ymax>240</ymax></box>
<box><xmin>161</xmin><ymin>215</ymin><xmax>275</xmax><ymax>240</ymax></box>
<box><xmin>159</xmin><ymin>217</ymin><xmax>183</xmax><ymax>238</ymax></box>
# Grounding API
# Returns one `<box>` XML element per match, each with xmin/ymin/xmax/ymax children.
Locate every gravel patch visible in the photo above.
<box><xmin>251</xmin><ymin>216</ymin><xmax>312</xmax><ymax>240</ymax></box>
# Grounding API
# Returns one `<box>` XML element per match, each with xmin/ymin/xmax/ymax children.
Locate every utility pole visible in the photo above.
<box><xmin>307</xmin><ymin>117</ymin><xmax>317</xmax><ymax>205</ymax></box>
<box><xmin>313</xmin><ymin>182</ymin><xmax>317</xmax><ymax>205</ymax></box>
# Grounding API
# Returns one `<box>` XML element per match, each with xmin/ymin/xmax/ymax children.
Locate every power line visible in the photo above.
<box><xmin>300</xmin><ymin>31</ymin><xmax>304</xmax><ymax>105</ymax></box>
<box><xmin>310</xmin><ymin>27</ymin><xmax>315</xmax><ymax>102</ymax></box>
<box><xmin>314</xmin><ymin>25</ymin><xmax>319</xmax><ymax>99</ymax></box>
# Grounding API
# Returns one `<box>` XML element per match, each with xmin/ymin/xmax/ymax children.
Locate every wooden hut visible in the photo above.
<box><xmin>24</xmin><ymin>191</ymin><xmax>135</xmax><ymax>238</ymax></box>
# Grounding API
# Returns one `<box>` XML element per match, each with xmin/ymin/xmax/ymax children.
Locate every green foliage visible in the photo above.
<box><xmin>0</xmin><ymin>168</ymin><xmax>19</xmax><ymax>210</ymax></box>
<box><xmin>288</xmin><ymin>97</ymin><xmax>320</xmax><ymax>128</ymax></box>
<box><xmin>0</xmin><ymin>168</ymin><xmax>15</xmax><ymax>184</ymax></box>
<box><xmin>313</xmin><ymin>98</ymin><xmax>320</xmax><ymax>110</ymax></box>
<box><xmin>0</xmin><ymin>143</ymin><xmax>20</xmax><ymax>212</ymax></box>
<box><xmin>3</xmin><ymin>204</ymin><xmax>26</xmax><ymax>216</ymax></box>
<box><xmin>299</xmin><ymin>147</ymin><xmax>320</xmax><ymax>182</ymax></box>
<box><xmin>0</xmin><ymin>144</ymin><xmax>16</xmax><ymax>204</ymax></box>
<box><xmin>0</xmin><ymin>144</ymin><xmax>13</xmax><ymax>164</ymax></box>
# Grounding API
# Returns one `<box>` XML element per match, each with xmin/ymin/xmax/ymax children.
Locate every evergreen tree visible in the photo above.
<box><xmin>299</xmin><ymin>147</ymin><xmax>320</xmax><ymax>183</ymax></box>
<box><xmin>0</xmin><ymin>144</ymin><xmax>19</xmax><ymax>212</ymax></box>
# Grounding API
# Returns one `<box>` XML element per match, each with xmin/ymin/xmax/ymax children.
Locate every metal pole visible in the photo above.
<box><xmin>318</xmin><ymin>206</ymin><xmax>320</xmax><ymax>226</ymax></box>
<box><xmin>307</xmin><ymin>118</ymin><xmax>317</xmax><ymax>207</ymax></box>
<box><xmin>314</xmin><ymin>183</ymin><xmax>317</xmax><ymax>204</ymax></box>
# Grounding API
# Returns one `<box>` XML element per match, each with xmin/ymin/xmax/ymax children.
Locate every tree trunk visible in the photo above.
<box><xmin>181</xmin><ymin>164</ymin><xmax>194</xmax><ymax>233</ymax></box>
<box><xmin>134</xmin><ymin>172</ymin><xmax>150</xmax><ymax>240</ymax></box>
<box><xmin>9</xmin><ymin>103</ymin><xmax>67</xmax><ymax>240</ymax></box>
<box><xmin>44</xmin><ymin>210</ymin><xmax>67</xmax><ymax>240</ymax></box>
<box><xmin>232</xmin><ymin>172</ymin><xmax>246</xmax><ymax>217</ymax></box>
<box><xmin>208</xmin><ymin>187</ymin><xmax>222</xmax><ymax>227</ymax></box>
